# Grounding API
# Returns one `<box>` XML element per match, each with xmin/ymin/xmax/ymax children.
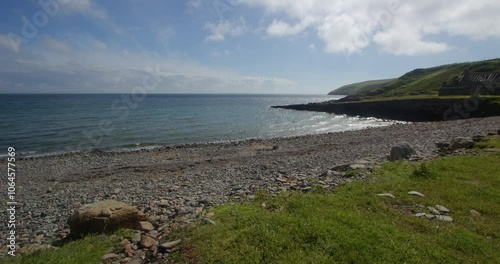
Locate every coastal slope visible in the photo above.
<box><xmin>328</xmin><ymin>79</ymin><xmax>395</xmax><ymax>96</ymax></box>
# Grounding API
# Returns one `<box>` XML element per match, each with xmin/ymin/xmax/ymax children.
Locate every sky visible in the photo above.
<box><xmin>0</xmin><ymin>0</ymin><xmax>499</xmax><ymax>94</ymax></box>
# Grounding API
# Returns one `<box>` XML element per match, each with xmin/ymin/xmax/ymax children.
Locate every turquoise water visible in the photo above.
<box><xmin>0</xmin><ymin>94</ymin><xmax>394</xmax><ymax>156</ymax></box>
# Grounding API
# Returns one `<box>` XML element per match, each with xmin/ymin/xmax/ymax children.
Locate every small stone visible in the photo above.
<box><xmin>203</xmin><ymin>218</ymin><xmax>216</xmax><ymax>225</ymax></box>
<box><xmin>102</xmin><ymin>253</ymin><xmax>118</xmax><ymax>262</ymax></box>
<box><xmin>159</xmin><ymin>239</ymin><xmax>182</xmax><ymax>250</ymax></box>
<box><xmin>414</xmin><ymin>213</ymin><xmax>426</xmax><ymax>217</ymax></box>
<box><xmin>376</xmin><ymin>193</ymin><xmax>395</xmax><ymax>198</ymax></box>
<box><xmin>408</xmin><ymin>191</ymin><xmax>425</xmax><ymax>197</ymax></box>
<box><xmin>427</xmin><ymin>206</ymin><xmax>440</xmax><ymax>215</ymax></box>
<box><xmin>349</xmin><ymin>164</ymin><xmax>367</xmax><ymax>170</ymax></box>
<box><xmin>33</xmin><ymin>234</ymin><xmax>44</xmax><ymax>243</ymax></box>
<box><xmin>470</xmin><ymin>210</ymin><xmax>481</xmax><ymax>216</ymax></box>
<box><xmin>195</xmin><ymin>207</ymin><xmax>203</xmax><ymax>215</ymax></box>
<box><xmin>124</xmin><ymin>244</ymin><xmax>134</xmax><ymax>257</ymax></box>
<box><xmin>247</xmin><ymin>195</ymin><xmax>256</xmax><ymax>201</ymax></box>
<box><xmin>137</xmin><ymin>221</ymin><xmax>155</xmax><ymax>232</ymax></box>
<box><xmin>140</xmin><ymin>235</ymin><xmax>157</xmax><ymax>248</ymax></box>
<box><xmin>206</xmin><ymin>212</ymin><xmax>215</xmax><ymax>218</ymax></box>
<box><xmin>302</xmin><ymin>187</ymin><xmax>312</xmax><ymax>192</ymax></box>
<box><xmin>435</xmin><ymin>205</ymin><xmax>450</xmax><ymax>213</ymax></box>
<box><xmin>435</xmin><ymin>215</ymin><xmax>453</xmax><ymax>222</ymax></box>
<box><xmin>261</xmin><ymin>202</ymin><xmax>267</xmax><ymax>209</ymax></box>
<box><xmin>424</xmin><ymin>214</ymin><xmax>436</xmax><ymax>220</ymax></box>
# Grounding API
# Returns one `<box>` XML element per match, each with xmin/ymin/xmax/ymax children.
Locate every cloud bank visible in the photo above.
<box><xmin>238</xmin><ymin>0</ymin><xmax>500</xmax><ymax>55</ymax></box>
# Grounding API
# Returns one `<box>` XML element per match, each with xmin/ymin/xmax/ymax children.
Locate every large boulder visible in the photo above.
<box><xmin>68</xmin><ymin>200</ymin><xmax>145</xmax><ymax>238</ymax></box>
<box><xmin>449</xmin><ymin>137</ymin><xmax>474</xmax><ymax>150</ymax></box>
<box><xmin>388</xmin><ymin>143</ymin><xmax>416</xmax><ymax>161</ymax></box>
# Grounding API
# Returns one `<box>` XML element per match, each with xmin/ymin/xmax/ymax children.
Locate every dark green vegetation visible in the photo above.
<box><xmin>328</xmin><ymin>79</ymin><xmax>395</xmax><ymax>96</ymax></box>
<box><xmin>341</xmin><ymin>59</ymin><xmax>500</xmax><ymax>100</ymax></box>
<box><xmin>175</xmin><ymin>138</ymin><xmax>500</xmax><ymax>263</ymax></box>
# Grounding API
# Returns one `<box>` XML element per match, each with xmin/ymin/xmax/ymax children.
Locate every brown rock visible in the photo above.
<box><xmin>137</xmin><ymin>221</ymin><xmax>155</xmax><ymax>232</ymax></box>
<box><xmin>140</xmin><ymin>235</ymin><xmax>157</xmax><ymax>248</ymax></box>
<box><xmin>124</xmin><ymin>243</ymin><xmax>134</xmax><ymax>257</ymax></box>
<box><xmin>102</xmin><ymin>253</ymin><xmax>118</xmax><ymax>262</ymax></box>
<box><xmin>68</xmin><ymin>200</ymin><xmax>145</xmax><ymax>238</ymax></box>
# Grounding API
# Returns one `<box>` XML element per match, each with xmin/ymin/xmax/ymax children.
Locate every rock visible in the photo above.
<box><xmin>424</xmin><ymin>214</ymin><xmax>436</xmax><ymax>220</ymax></box>
<box><xmin>435</xmin><ymin>142</ymin><xmax>449</xmax><ymax>149</ymax></box>
<box><xmin>427</xmin><ymin>206</ymin><xmax>440</xmax><ymax>215</ymax></box>
<box><xmin>435</xmin><ymin>215</ymin><xmax>453</xmax><ymax>222</ymax></box>
<box><xmin>124</xmin><ymin>243</ymin><xmax>134</xmax><ymax>257</ymax></box>
<box><xmin>435</xmin><ymin>205</ymin><xmax>450</xmax><ymax>213</ymax></box>
<box><xmin>408</xmin><ymin>191</ymin><xmax>425</xmax><ymax>197</ymax></box>
<box><xmin>470</xmin><ymin>210</ymin><xmax>481</xmax><ymax>216</ymax></box>
<box><xmin>140</xmin><ymin>235</ymin><xmax>157</xmax><ymax>248</ymax></box>
<box><xmin>99</xmin><ymin>209</ymin><xmax>112</xmax><ymax>217</ymax></box>
<box><xmin>376</xmin><ymin>193</ymin><xmax>395</xmax><ymax>198</ymax></box>
<box><xmin>389</xmin><ymin>143</ymin><xmax>416</xmax><ymax>161</ymax></box>
<box><xmin>449</xmin><ymin>137</ymin><xmax>474</xmax><ymax>150</ymax></box>
<box><xmin>414</xmin><ymin>213</ymin><xmax>426</xmax><ymax>218</ymax></box>
<box><xmin>159</xmin><ymin>239</ymin><xmax>182</xmax><ymax>250</ymax></box>
<box><xmin>349</xmin><ymin>164</ymin><xmax>367</xmax><ymax>170</ymax></box>
<box><xmin>68</xmin><ymin>200</ymin><xmax>144</xmax><ymax>238</ymax></box>
<box><xmin>203</xmin><ymin>218</ymin><xmax>216</xmax><ymax>225</ymax></box>
<box><xmin>137</xmin><ymin>221</ymin><xmax>155</xmax><ymax>232</ymax></box>
<box><xmin>102</xmin><ymin>253</ymin><xmax>119</xmax><ymax>262</ymax></box>
<box><xmin>33</xmin><ymin>234</ymin><xmax>44</xmax><ymax>243</ymax></box>
<box><xmin>472</xmin><ymin>135</ymin><xmax>484</xmax><ymax>142</ymax></box>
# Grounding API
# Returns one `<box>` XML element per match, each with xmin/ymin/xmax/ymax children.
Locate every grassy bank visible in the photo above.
<box><xmin>1</xmin><ymin>235</ymin><xmax>118</xmax><ymax>264</ymax></box>
<box><xmin>176</xmin><ymin>139</ymin><xmax>500</xmax><ymax>263</ymax></box>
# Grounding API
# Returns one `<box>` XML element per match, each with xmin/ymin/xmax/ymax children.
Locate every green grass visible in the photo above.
<box><xmin>1</xmin><ymin>234</ymin><xmax>122</xmax><ymax>264</ymax></box>
<box><xmin>328</xmin><ymin>79</ymin><xmax>396</xmax><ymax>96</ymax></box>
<box><xmin>175</xmin><ymin>150</ymin><xmax>500</xmax><ymax>263</ymax></box>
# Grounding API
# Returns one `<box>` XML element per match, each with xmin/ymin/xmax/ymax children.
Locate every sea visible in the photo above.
<box><xmin>0</xmin><ymin>94</ymin><xmax>396</xmax><ymax>157</ymax></box>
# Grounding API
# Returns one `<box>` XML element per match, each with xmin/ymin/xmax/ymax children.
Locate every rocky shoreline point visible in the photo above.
<box><xmin>1</xmin><ymin>116</ymin><xmax>499</xmax><ymax>263</ymax></box>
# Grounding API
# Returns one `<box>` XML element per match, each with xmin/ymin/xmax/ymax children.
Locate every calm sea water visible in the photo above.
<box><xmin>0</xmin><ymin>94</ymin><xmax>395</xmax><ymax>156</ymax></box>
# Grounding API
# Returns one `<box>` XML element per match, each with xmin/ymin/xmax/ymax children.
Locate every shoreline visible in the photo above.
<box><xmin>4</xmin><ymin>117</ymin><xmax>396</xmax><ymax>160</ymax></box>
<box><xmin>1</xmin><ymin>116</ymin><xmax>499</xmax><ymax>253</ymax></box>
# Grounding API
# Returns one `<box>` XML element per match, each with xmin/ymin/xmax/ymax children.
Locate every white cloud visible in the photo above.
<box><xmin>44</xmin><ymin>36</ymin><xmax>72</xmax><ymax>53</ymax></box>
<box><xmin>266</xmin><ymin>19</ymin><xmax>310</xmax><ymax>37</ymax></box>
<box><xmin>239</xmin><ymin>0</ymin><xmax>500</xmax><ymax>56</ymax></box>
<box><xmin>156</xmin><ymin>27</ymin><xmax>175</xmax><ymax>44</ymax></box>
<box><xmin>204</xmin><ymin>17</ymin><xmax>247</xmax><ymax>41</ymax></box>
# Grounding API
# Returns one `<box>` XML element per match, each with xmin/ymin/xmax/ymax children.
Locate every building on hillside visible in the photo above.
<box><xmin>439</xmin><ymin>71</ymin><xmax>500</xmax><ymax>96</ymax></box>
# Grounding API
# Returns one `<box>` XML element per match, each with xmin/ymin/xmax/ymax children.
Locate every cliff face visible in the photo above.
<box><xmin>273</xmin><ymin>98</ymin><xmax>500</xmax><ymax>122</ymax></box>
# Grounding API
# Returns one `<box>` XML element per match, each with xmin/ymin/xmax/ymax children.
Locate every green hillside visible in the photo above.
<box><xmin>328</xmin><ymin>79</ymin><xmax>395</xmax><ymax>95</ymax></box>
<box><xmin>357</xmin><ymin>59</ymin><xmax>500</xmax><ymax>99</ymax></box>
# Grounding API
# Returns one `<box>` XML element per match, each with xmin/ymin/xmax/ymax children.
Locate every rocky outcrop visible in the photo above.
<box><xmin>272</xmin><ymin>98</ymin><xmax>500</xmax><ymax>122</ymax></box>
<box><xmin>68</xmin><ymin>200</ymin><xmax>145</xmax><ymax>238</ymax></box>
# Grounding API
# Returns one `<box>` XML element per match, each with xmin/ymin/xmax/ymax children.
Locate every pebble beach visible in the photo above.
<box><xmin>1</xmin><ymin>116</ymin><xmax>499</xmax><ymax>256</ymax></box>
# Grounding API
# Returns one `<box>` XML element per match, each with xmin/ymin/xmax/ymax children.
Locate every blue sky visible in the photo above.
<box><xmin>0</xmin><ymin>0</ymin><xmax>499</xmax><ymax>94</ymax></box>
